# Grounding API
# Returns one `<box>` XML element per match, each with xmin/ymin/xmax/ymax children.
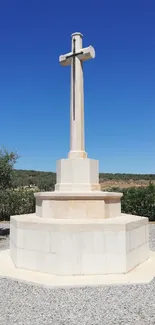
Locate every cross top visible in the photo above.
<box><xmin>59</xmin><ymin>32</ymin><xmax>95</xmax><ymax>67</ymax></box>
<box><xmin>59</xmin><ymin>33</ymin><xmax>95</xmax><ymax>159</ymax></box>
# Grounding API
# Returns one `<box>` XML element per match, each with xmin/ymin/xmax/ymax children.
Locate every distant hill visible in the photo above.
<box><xmin>13</xmin><ymin>169</ymin><xmax>155</xmax><ymax>190</ymax></box>
<box><xmin>99</xmin><ymin>173</ymin><xmax>155</xmax><ymax>189</ymax></box>
<box><xmin>13</xmin><ymin>169</ymin><xmax>56</xmax><ymax>191</ymax></box>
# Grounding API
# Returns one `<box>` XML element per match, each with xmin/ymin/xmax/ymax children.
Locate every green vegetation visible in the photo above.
<box><xmin>13</xmin><ymin>169</ymin><xmax>56</xmax><ymax>191</ymax></box>
<box><xmin>0</xmin><ymin>188</ymin><xmax>35</xmax><ymax>221</ymax></box>
<box><xmin>0</xmin><ymin>148</ymin><xmax>35</xmax><ymax>221</ymax></box>
<box><xmin>0</xmin><ymin>148</ymin><xmax>18</xmax><ymax>190</ymax></box>
<box><xmin>99</xmin><ymin>173</ymin><xmax>155</xmax><ymax>182</ymax></box>
<box><xmin>108</xmin><ymin>184</ymin><xmax>155</xmax><ymax>221</ymax></box>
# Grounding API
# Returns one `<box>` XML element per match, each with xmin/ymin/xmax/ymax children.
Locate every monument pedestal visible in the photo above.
<box><xmin>10</xmin><ymin>157</ymin><xmax>150</xmax><ymax>276</ymax></box>
<box><xmin>55</xmin><ymin>158</ymin><xmax>101</xmax><ymax>192</ymax></box>
<box><xmin>10</xmin><ymin>213</ymin><xmax>149</xmax><ymax>275</ymax></box>
<box><xmin>10</xmin><ymin>189</ymin><xmax>149</xmax><ymax>276</ymax></box>
<box><xmin>35</xmin><ymin>191</ymin><xmax>122</xmax><ymax>219</ymax></box>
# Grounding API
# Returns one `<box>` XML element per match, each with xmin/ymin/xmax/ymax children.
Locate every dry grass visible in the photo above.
<box><xmin>100</xmin><ymin>180</ymin><xmax>155</xmax><ymax>190</ymax></box>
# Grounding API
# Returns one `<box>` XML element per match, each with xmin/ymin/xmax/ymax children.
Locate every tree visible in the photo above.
<box><xmin>0</xmin><ymin>148</ymin><xmax>18</xmax><ymax>189</ymax></box>
<box><xmin>28</xmin><ymin>176</ymin><xmax>34</xmax><ymax>187</ymax></box>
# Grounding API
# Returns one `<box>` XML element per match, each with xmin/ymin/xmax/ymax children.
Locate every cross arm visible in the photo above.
<box><xmin>59</xmin><ymin>45</ymin><xmax>95</xmax><ymax>67</ymax></box>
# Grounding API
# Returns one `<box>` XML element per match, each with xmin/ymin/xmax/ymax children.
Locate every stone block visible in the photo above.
<box><xmin>10</xmin><ymin>213</ymin><xmax>149</xmax><ymax>275</ymax></box>
<box><xmin>126</xmin><ymin>243</ymin><xmax>149</xmax><ymax>271</ymax></box>
<box><xmin>55</xmin><ymin>158</ymin><xmax>100</xmax><ymax>192</ymax></box>
<box><xmin>130</xmin><ymin>225</ymin><xmax>146</xmax><ymax>250</ymax></box>
<box><xmin>35</xmin><ymin>191</ymin><xmax>122</xmax><ymax>219</ymax></box>
<box><xmin>81</xmin><ymin>253</ymin><xmax>106</xmax><ymax>275</ymax></box>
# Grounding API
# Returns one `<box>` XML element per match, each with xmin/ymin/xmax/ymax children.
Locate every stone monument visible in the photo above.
<box><xmin>10</xmin><ymin>33</ymin><xmax>149</xmax><ymax>276</ymax></box>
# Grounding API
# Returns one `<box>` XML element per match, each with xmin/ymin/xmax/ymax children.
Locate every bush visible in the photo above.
<box><xmin>0</xmin><ymin>148</ymin><xmax>18</xmax><ymax>190</ymax></box>
<box><xmin>0</xmin><ymin>189</ymin><xmax>35</xmax><ymax>221</ymax></box>
<box><xmin>108</xmin><ymin>183</ymin><xmax>155</xmax><ymax>221</ymax></box>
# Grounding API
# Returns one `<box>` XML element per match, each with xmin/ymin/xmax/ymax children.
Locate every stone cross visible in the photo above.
<box><xmin>59</xmin><ymin>32</ymin><xmax>95</xmax><ymax>159</ymax></box>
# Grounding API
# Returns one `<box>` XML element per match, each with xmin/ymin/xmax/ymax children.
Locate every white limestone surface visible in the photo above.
<box><xmin>35</xmin><ymin>191</ymin><xmax>122</xmax><ymax>219</ymax></box>
<box><xmin>10</xmin><ymin>213</ymin><xmax>149</xmax><ymax>276</ymax></box>
<box><xmin>0</xmin><ymin>249</ymin><xmax>154</xmax><ymax>288</ymax></box>
<box><xmin>55</xmin><ymin>158</ymin><xmax>101</xmax><ymax>192</ymax></box>
<box><xmin>59</xmin><ymin>33</ymin><xmax>95</xmax><ymax>159</ymax></box>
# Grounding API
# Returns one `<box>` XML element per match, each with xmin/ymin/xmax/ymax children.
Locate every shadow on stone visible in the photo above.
<box><xmin>0</xmin><ymin>228</ymin><xmax>10</xmax><ymax>237</ymax></box>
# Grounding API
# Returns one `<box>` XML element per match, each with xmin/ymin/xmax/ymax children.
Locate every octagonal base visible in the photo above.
<box><xmin>10</xmin><ymin>213</ymin><xmax>149</xmax><ymax>276</ymax></box>
<box><xmin>35</xmin><ymin>191</ymin><xmax>123</xmax><ymax>219</ymax></box>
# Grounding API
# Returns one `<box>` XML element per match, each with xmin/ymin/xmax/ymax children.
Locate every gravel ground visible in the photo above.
<box><xmin>0</xmin><ymin>222</ymin><xmax>10</xmax><ymax>250</ymax></box>
<box><xmin>0</xmin><ymin>223</ymin><xmax>155</xmax><ymax>325</ymax></box>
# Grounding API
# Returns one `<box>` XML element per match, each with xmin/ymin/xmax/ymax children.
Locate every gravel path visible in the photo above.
<box><xmin>0</xmin><ymin>223</ymin><xmax>155</xmax><ymax>325</ymax></box>
<box><xmin>0</xmin><ymin>222</ymin><xmax>10</xmax><ymax>250</ymax></box>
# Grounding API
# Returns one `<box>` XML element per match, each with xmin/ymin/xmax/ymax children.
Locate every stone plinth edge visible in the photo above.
<box><xmin>11</xmin><ymin>213</ymin><xmax>148</xmax><ymax>231</ymax></box>
<box><xmin>34</xmin><ymin>191</ymin><xmax>123</xmax><ymax>201</ymax></box>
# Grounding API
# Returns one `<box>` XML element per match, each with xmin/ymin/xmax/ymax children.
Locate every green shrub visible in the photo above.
<box><xmin>0</xmin><ymin>189</ymin><xmax>35</xmax><ymax>221</ymax></box>
<box><xmin>108</xmin><ymin>183</ymin><xmax>155</xmax><ymax>221</ymax></box>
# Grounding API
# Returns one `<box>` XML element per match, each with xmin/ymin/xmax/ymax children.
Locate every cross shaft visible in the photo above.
<box><xmin>59</xmin><ymin>32</ymin><xmax>95</xmax><ymax>159</ymax></box>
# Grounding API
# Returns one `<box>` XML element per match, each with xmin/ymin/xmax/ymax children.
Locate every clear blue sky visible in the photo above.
<box><xmin>0</xmin><ymin>0</ymin><xmax>155</xmax><ymax>173</ymax></box>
